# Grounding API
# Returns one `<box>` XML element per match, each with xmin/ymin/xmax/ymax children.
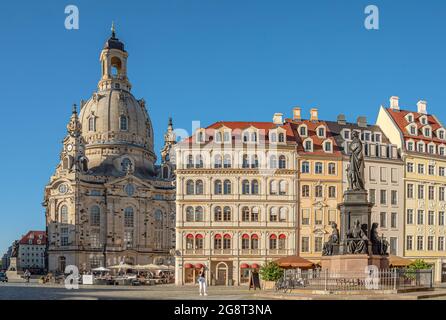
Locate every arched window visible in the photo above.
<box><xmin>251</xmin><ymin>234</ymin><xmax>259</xmax><ymax>249</ymax></box>
<box><xmin>223</xmin><ymin>234</ymin><xmax>232</xmax><ymax>249</ymax></box>
<box><xmin>270</xmin><ymin>180</ymin><xmax>278</xmax><ymax>195</ymax></box>
<box><xmin>223</xmin><ymin>180</ymin><xmax>232</xmax><ymax>194</ymax></box>
<box><xmin>195</xmin><ymin>155</ymin><xmax>204</xmax><ymax>168</ymax></box>
<box><xmin>251</xmin><ymin>155</ymin><xmax>259</xmax><ymax>168</ymax></box>
<box><xmin>242</xmin><ymin>207</ymin><xmax>250</xmax><ymax>221</ymax></box>
<box><xmin>270</xmin><ymin>132</ymin><xmax>277</xmax><ymax>143</ymax></box>
<box><xmin>251</xmin><ymin>132</ymin><xmax>257</xmax><ymax>142</ymax></box>
<box><xmin>241</xmin><ymin>234</ymin><xmax>250</xmax><ymax>249</ymax></box>
<box><xmin>90</xmin><ymin>206</ymin><xmax>100</xmax><ymax>227</ymax></box>
<box><xmin>269</xmin><ymin>234</ymin><xmax>277</xmax><ymax>249</ymax></box>
<box><xmin>301</xmin><ymin>161</ymin><xmax>310</xmax><ymax>173</ymax></box>
<box><xmin>223</xmin><ymin>154</ymin><xmax>232</xmax><ymax>168</ymax></box>
<box><xmin>270</xmin><ymin>207</ymin><xmax>278</xmax><ymax>222</ymax></box>
<box><xmin>124</xmin><ymin>207</ymin><xmax>134</xmax><ymax>227</ymax></box>
<box><xmin>243</xmin><ymin>131</ymin><xmax>249</xmax><ymax>142</ymax></box>
<box><xmin>278</xmin><ymin>133</ymin><xmax>285</xmax><ymax>143</ymax></box>
<box><xmin>215</xmin><ymin>131</ymin><xmax>222</xmax><ymax>142</ymax></box>
<box><xmin>121</xmin><ymin>158</ymin><xmax>132</xmax><ymax>172</ymax></box>
<box><xmin>60</xmin><ymin>205</ymin><xmax>68</xmax><ymax>224</ymax></box>
<box><xmin>251</xmin><ymin>180</ymin><xmax>259</xmax><ymax>195</ymax></box>
<box><xmin>186</xmin><ymin>155</ymin><xmax>194</xmax><ymax>168</ymax></box>
<box><xmin>279</xmin><ymin>180</ymin><xmax>287</xmax><ymax>195</ymax></box>
<box><xmin>223</xmin><ymin>207</ymin><xmax>231</xmax><ymax>221</ymax></box>
<box><xmin>186</xmin><ymin>180</ymin><xmax>194</xmax><ymax>195</ymax></box>
<box><xmin>88</xmin><ymin>116</ymin><xmax>96</xmax><ymax>132</ymax></box>
<box><xmin>279</xmin><ymin>207</ymin><xmax>287</xmax><ymax>222</ymax></box>
<box><xmin>186</xmin><ymin>206</ymin><xmax>194</xmax><ymax>222</ymax></box>
<box><xmin>186</xmin><ymin>234</ymin><xmax>194</xmax><ymax>249</ymax></box>
<box><xmin>242</xmin><ymin>180</ymin><xmax>250</xmax><ymax>194</ymax></box>
<box><xmin>214</xmin><ymin>180</ymin><xmax>222</xmax><ymax>194</ymax></box>
<box><xmin>155</xmin><ymin>209</ymin><xmax>163</xmax><ymax>222</ymax></box>
<box><xmin>120</xmin><ymin>115</ymin><xmax>128</xmax><ymax>131</ymax></box>
<box><xmin>214</xmin><ymin>155</ymin><xmax>222</xmax><ymax>168</ymax></box>
<box><xmin>251</xmin><ymin>207</ymin><xmax>259</xmax><ymax>221</ymax></box>
<box><xmin>195</xmin><ymin>234</ymin><xmax>204</xmax><ymax>249</ymax></box>
<box><xmin>278</xmin><ymin>234</ymin><xmax>287</xmax><ymax>250</ymax></box>
<box><xmin>214</xmin><ymin>234</ymin><xmax>222</xmax><ymax>249</ymax></box>
<box><xmin>195</xmin><ymin>207</ymin><xmax>204</xmax><ymax>222</ymax></box>
<box><xmin>242</xmin><ymin>154</ymin><xmax>249</xmax><ymax>168</ymax></box>
<box><xmin>214</xmin><ymin>206</ymin><xmax>222</xmax><ymax>221</ymax></box>
<box><xmin>195</xmin><ymin>180</ymin><xmax>204</xmax><ymax>195</ymax></box>
<box><xmin>270</xmin><ymin>155</ymin><xmax>277</xmax><ymax>169</ymax></box>
<box><xmin>278</xmin><ymin>155</ymin><xmax>286</xmax><ymax>169</ymax></box>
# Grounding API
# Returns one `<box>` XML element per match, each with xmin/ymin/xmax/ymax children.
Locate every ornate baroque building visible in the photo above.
<box><xmin>174</xmin><ymin>114</ymin><xmax>298</xmax><ymax>286</ymax></box>
<box><xmin>43</xmin><ymin>28</ymin><xmax>176</xmax><ymax>272</ymax></box>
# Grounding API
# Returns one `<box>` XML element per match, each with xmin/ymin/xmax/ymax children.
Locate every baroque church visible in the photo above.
<box><xmin>43</xmin><ymin>26</ymin><xmax>177</xmax><ymax>272</ymax></box>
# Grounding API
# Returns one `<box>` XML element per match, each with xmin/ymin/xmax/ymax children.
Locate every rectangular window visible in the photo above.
<box><xmin>406</xmin><ymin>236</ymin><xmax>413</xmax><ymax>251</ymax></box>
<box><xmin>369</xmin><ymin>166</ymin><xmax>376</xmax><ymax>181</ymax></box>
<box><xmin>418</xmin><ymin>185</ymin><xmax>425</xmax><ymax>199</ymax></box>
<box><xmin>407</xmin><ymin>209</ymin><xmax>414</xmax><ymax>225</ymax></box>
<box><xmin>380</xmin><ymin>212</ymin><xmax>387</xmax><ymax>228</ymax></box>
<box><xmin>428</xmin><ymin>186</ymin><xmax>435</xmax><ymax>200</ymax></box>
<box><xmin>417</xmin><ymin>210</ymin><xmax>424</xmax><ymax>225</ymax></box>
<box><xmin>440</xmin><ymin>187</ymin><xmax>445</xmax><ymax>201</ymax></box>
<box><xmin>314</xmin><ymin>237</ymin><xmax>323</xmax><ymax>252</ymax></box>
<box><xmin>390</xmin><ymin>237</ymin><xmax>397</xmax><ymax>255</ymax></box>
<box><xmin>428</xmin><ymin>211</ymin><xmax>435</xmax><ymax>225</ymax></box>
<box><xmin>440</xmin><ymin>167</ymin><xmax>445</xmax><ymax>177</ymax></box>
<box><xmin>301</xmin><ymin>237</ymin><xmax>310</xmax><ymax>253</ymax></box>
<box><xmin>380</xmin><ymin>190</ymin><xmax>387</xmax><ymax>205</ymax></box>
<box><xmin>429</xmin><ymin>165</ymin><xmax>435</xmax><ymax>175</ymax></box>
<box><xmin>407</xmin><ymin>184</ymin><xmax>414</xmax><ymax>199</ymax></box>
<box><xmin>391</xmin><ymin>190</ymin><xmax>398</xmax><ymax>205</ymax></box>
<box><xmin>407</xmin><ymin>163</ymin><xmax>414</xmax><ymax>173</ymax></box>
<box><xmin>380</xmin><ymin>167</ymin><xmax>387</xmax><ymax>182</ymax></box>
<box><xmin>302</xmin><ymin>209</ymin><xmax>310</xmax><ymax>225</ymax></box>
<box><xmin>315</xmin><ymin>210</ymin><xmax>323</xmax><ymax>225</ymax></box>
<box><xmin>328</xmin><ymin>210</ymin><xmax>337</xmax><ymax>224</ymax></box>
<box><xmin>418</xmin><ymin>164</ymin><xmax>425</xmax><ymax>174</ymax></box>
<box><xmin>439</xmin><ymin>237</ymin><xmax>445</xmax><ymax>251</ymax></box>
<box><xmin>391</xmin><ymin>212</ymin><xmax>397</xmax><ymax>228</ymax></box>
<box><xmin>428</xmin><ymin>236</ymin><xmax>434</xmax><ymax>251</ymax></box>
<box><xmin>369</xmin><ymin>189</ymin><xmax>376</xmax><ymax>204</ymax></box>
<box><xmin>417</xmin><ymin>236</ymin><xmax>424</xmax><ymax>251</ymax></box>
<box><xmin>391</xmin><ymin>168</ymin><xmax>398</xmax><ymax>182</ymax></box>
<box><xmin>439</xmin><ymin>211</ymin><xmax>445</xmax><ymax>226</ymax></box>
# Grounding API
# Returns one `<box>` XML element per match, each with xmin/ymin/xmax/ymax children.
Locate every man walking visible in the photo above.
<box><xmin>198</xmin><ymin>267</ymin><xmax>207</xmax><ymax>296</ymax></box>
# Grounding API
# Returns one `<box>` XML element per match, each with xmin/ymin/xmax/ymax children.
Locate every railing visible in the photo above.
<box><xmin>276</xmin><ymin>268</ymin><xmax>433</xmax><ymax>292</ymax></box>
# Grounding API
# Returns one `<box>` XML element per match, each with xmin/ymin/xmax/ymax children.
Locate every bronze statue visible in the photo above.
<box><xmin>322</xmin><ymin>222</ymin><xmax>340</xmax><ymax>256</ymax></box>
<box><xmin>348</xmin><ymin>131</ymin><xmax>365</xmax><ymax>191</ymax></box>
<box><xmin>346</xmin><ymin>220</ymin><xmax>368</xmax><ymax>254</ymax></box>
<box><xmin>370</xmin><ymin>223</ymin><xmax>389</xmax><ymax>255</ymax></box>
<box><xmin>11</xmin><ymin>240</ymin><xmax>19</xmax><ymax>258</ymax></box>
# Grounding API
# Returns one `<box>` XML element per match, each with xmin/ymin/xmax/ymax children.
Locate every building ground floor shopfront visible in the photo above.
<box><xmin>175</xmin><ymin>257</ymin><xmax>265</xmax><ymax>286</ymax></box>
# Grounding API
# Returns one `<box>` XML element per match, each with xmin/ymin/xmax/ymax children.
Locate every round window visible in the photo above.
<box><xmin>59</xmin><ymin>184</ymin><xmax>68</xmax><ymax>194</ymax></box>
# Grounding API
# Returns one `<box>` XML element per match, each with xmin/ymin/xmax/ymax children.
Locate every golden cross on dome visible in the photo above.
<box><xmin>111</xmin><ymin>21</ymin><xmax>116</xmax><ymax>38</ymax></box>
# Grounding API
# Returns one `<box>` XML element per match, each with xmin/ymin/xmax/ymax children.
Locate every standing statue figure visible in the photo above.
<box><xmin>370</xmin><ymin>223</ymin><xmax>389</xmax><ymax>255</ymax></box>
<box><xmin>346</xmin><ymin>220</ymin><xmax>368</xmax><ymax>254</ymax></box>
<box><xmin>348</xmin><ymin>131</ymin><xmax>365</xmax><ymax>191</ymax></box>
<box><xmin>11</xmin><ymin>240</ymin><xmax>19</xmax><ymax>258</ymax></box>
<box><xmin>322</xmin><ymin>222</ymin><xmax>340</xmax><ymax>256</ymax></box>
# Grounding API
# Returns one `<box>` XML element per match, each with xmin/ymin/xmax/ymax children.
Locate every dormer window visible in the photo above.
<box><xmin>299</xmin><ymin>125</ymin><xmax>307</xmax><ymax>137</ymax></box>
<box><xmin>439</xmin><ymin>146</ymin><xmax>445</xmax><ymax>156</ymax></box>
<box><xmin>363</xmin><ymin>132</ymin><xmax>371</xmax><ymax>141</ymax></box>
<box><xmin>406</xmin><ymin>113</ymin><xmax>414</xmax><ymax>123</ymax></box>
<box><xmin>374</xmin><ymin>133</ymin><xmax>381</xmax><ymax>143</ymax></box>
<box><xmin>196</xmin><ymin>130</ymin><xmax>205</xmax><ymax>143</ymax></box>
<box><xmin>304</xmin><ymin>139</ymin><xmax>313</xmax><ymax>152</ymax></box>
<box><xmin>428</xmin><ymin>144</ymin><xmax>435</xmax><ymax>154</ymax></box>
<box><xmin>278</xmin><ymin>133</ymin><xmax>285</xmax><ymax>143</ymax></box>
<box><xmin>324</xmin><ymin>140</ymin><xmax>332</xmax><ymax>153</ymax></box>
<box><xmin>251</xmin><ymin>132</ymin><xmax>257</xmax><ymax>142</ymax></box>
<box><xmin>417</xmin><ymin>141</ymin><xmax>425</xmax><ymax>153</ymax></box>
<box><xmin>119</xmin><ymin>115</ymin><xmax>128</xmax><ymax>131</ymax></box>
<box><xmin>438</xmin><ymin>130</ymin><xmax>445</xmax><ymax>140</ymax></box>
<box><xmin>409</xmin><ymin>125</ymin><xmax>417</xmax><ymax>135</ymax></box>
<box><xmin>420</xmin><ymin>116</ymin><xmax>428</xmax><ymax>125</ymax></box>
<box><xmin>317</xmin><ymin>126</ymin><xmax>326</xmax><ymax>138</ymax></box>
<box><xmin>407</xmin><ymin>141</ymin><xmax>414</xmax><ymax>151</ymax></box>
<box><xmin>343</xmin><ymin>129</ymin><xmax>351</xmax><ymax>140</ymax></box>
<box><xmin>214</xmin><ymin>131</ymin><xmax>222</xmax><ymax>143</ymax></box>
<box><xmin>223</xmin><ymin>131</ymin><xmax>231</xmax><ymax>142</ymax></box>
<box><xmin>242</xmin><ymin>131</ymin><xmax>249</xmax><ymax>143</ymax></box>
<box><xmin>270</xmin><ymin>132</ymin><xmax>277</xmax><ymax>143</ymax></box>
<box><xmin>424</xmin><ymin>127</ymin><xmax>431</xmax><ymax>137</ymax></box>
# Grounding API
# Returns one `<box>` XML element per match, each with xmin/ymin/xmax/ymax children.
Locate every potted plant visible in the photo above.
<box><xmin>259</xmin><ymin>261</ymin><xmax>283</xmax><ymax>290</ymax></box>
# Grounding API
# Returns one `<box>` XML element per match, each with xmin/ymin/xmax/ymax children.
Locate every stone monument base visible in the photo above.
<box><xmin>320</xmin><ymin>254</ymin><xmax>389</xmax><ymax>273</ymax></box>
<box><xmin>6</xmin><ymin>257</ymin><xmax>22</xmax><ymax>281</ymax></box>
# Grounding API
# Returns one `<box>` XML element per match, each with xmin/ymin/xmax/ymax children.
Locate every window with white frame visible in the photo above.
<box><xmin>304</xmin><ymin>139</ymin><xmax>313</xmax><ymax>152</ymax></box>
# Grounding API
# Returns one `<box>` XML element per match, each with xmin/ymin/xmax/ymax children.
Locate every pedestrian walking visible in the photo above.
<box><xmin>24</xmin><ymin>269</ymin><xmax>31</xmax><ymax>283</ymax></box>
<box><xmin>197</xmin><ymin>268</ymin><xmax>207</xmax><ymax>296</ymax></box>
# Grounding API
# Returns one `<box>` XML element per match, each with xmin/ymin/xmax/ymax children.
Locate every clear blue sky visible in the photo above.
<box><xmin>1</xmin><ymin>0</ymin><xmax>446</xmax><ymax>254</ymax></box>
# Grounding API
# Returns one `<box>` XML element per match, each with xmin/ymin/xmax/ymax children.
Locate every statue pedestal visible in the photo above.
<box><xmin>6</xmin><ymin>257</ymin><xmax>22</xmax><ymax>281</ymax></box>
<box><xmin>320</xmin><ymin>254</ymin><xmax>389</xmax><ymax>273</ymax></box>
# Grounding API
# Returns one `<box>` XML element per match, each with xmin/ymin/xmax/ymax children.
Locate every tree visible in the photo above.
<box><xmin>407</xmin><ymin>259</ymin><xmax>432</xmax><ymax>271</ymax></box>
<box><xmin>259</xmin><ymin>261</ymin><xmax>283</xmax><ymax>282</ymax></box>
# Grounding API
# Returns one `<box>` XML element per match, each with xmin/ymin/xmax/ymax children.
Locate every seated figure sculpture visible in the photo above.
<box><xmin>322</xmin><ymin>222</ymin><xmax>340</xmax><ymax>256</ymax></box>
<box><xmin>346</xmin><ymin>219</ymin><xmax>368</xmax><ymax>254</ymax></box>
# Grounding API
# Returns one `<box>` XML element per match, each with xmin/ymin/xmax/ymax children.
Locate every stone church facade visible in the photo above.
<box><xmin>43</xmin><ymin>28</ymin><xmax>176</xmax><ymax>272</ymax></box>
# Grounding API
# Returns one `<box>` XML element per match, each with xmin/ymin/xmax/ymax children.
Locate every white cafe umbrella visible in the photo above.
<box><xmin>108</xmin><ymin>264</ymin><xmax>134</xmax><ymax>270</ymax></box>
<box><xmin>92</xmin><ymin>267</ymin><xmax>110</xmax><ymax>272</ymax></box>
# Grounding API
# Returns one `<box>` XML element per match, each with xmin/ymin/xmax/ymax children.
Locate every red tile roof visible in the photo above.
<box><xmin>19</xmin><ymin>231</ymin><xmax>47</xmax><ymax>245</ymax></box>
<box><xmin>386</xmin><ymin>108</ymin><xmax>445</xmax><ymax>145</ymax></box>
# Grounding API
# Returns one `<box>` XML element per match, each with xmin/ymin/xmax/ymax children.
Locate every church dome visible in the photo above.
<box><xmin>77</xmin><ymin>27</ymin><xmax>156</xmax><ymax>177</ymax></box>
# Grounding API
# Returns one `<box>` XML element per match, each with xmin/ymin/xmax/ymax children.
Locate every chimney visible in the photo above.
<box><xmin>389</xmin><ymin>96</ymin><xmax>399</xmax><ymax>110</ymax></box>
<box><xmin>357</xmin><ymin>116</ymin><xmax>367</xmax><ymax>128</ymax></box>
<box><xmin>310</xmin><ymin>108</ymin><xmax>318</xmax><ymax>121</ymax></box>
<box><xmin>272</xmin><ymin>113</ymin><xmax>283</xmax><ymax>125</ymax></box>
<box><xmin>337</xmin><ymin>114</ymin><xmax>346</xmax><ymax>125</ymax></box>
<box><xmin>293</xmin><ymin>107</ymin><xmax>301</xmax><ymax>121</ymax></box>
<box><xmin>417</xmin><ymin>100</ymin><xmax>427</xmax><ymax>114</ymax></box>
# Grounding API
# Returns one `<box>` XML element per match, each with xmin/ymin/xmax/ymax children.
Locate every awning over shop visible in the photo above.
<box><xmin>240</xmin><ymin>263</ymin><xmax>250</xmax><ymax>269</ymax></box>
<box><xmin>274</xmin><ymin>256</ymin><xmax>315</xmax><ymax>269</ymax></box>
<box><xmin>184</xmin><ymin>263</ymin><xmax>194</xmax><ymax>269</ymax></box>
<box><xmin>389</xmin><ymin>255</ymin><xmax>413</xmax><ymax>267</ymax></box>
